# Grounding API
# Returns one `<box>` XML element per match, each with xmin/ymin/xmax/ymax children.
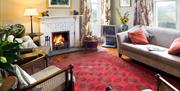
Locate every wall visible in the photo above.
<box><xmin>177</xmin><ymin>0</ymin><xmax>180</xmax><ymax>31</ymax></box>
<box><xmin>0</xmin><ymin>0</ymin><xmax>80</xmax><ymax>33</ymax></box>
<box><xmin>111</xmin><ymin>0</ymin><xmax>135</xmax><ymax>28</ymax></box>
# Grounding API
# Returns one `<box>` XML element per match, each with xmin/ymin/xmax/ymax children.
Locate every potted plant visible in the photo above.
<box><xmin>116</xmin><ymin>8</ymin><xmax>129</xmax><ymax>31</ymax></box>
<box><xmin>0</xmin><ymin>25</ymin><xmax>22</xmax><ymax>76</ymax></box>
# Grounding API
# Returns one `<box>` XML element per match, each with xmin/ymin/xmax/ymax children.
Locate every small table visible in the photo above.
<box><xmin>83</xmin><ymin>39</ymin><xmax>98</xmax><ymax>50</ymax></box>
<box><xmin>0</xmin><ymin>76</ymin><xmax>17</xmax><ymax>91</ymax></box>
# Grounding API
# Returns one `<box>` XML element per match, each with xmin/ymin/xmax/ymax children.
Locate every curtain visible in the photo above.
<box><xmin>80</xmin><ymin>0</ymin><xmax>92</xmax><ymax>45</ymax></box>
<box><xmin>133</xmin><ymin>0</ymin><xmax>153</xmax><ymax>26</ymax></box>
<box><xmin>101</xmin><ymin>0</ymin><xmax>111</xmax><ymax>25</ymax></box>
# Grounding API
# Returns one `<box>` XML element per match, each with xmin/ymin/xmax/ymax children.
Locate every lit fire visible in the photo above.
<box><xmin>53</xmin><ymin>34</ymin><xmax>65</xmax><ymax>46</ymax></box>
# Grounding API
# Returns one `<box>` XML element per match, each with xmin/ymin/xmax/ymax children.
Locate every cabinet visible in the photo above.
<box><xmin>101</xmin><ymin>25</ymin><xmax>118</xmax><ymax>48</ymax></box>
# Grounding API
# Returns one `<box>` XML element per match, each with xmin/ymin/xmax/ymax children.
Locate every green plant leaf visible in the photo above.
<box><xmin>0</xmin><ymin>62</ymin><xmax>15</xmax><ymax>75</ymax></box>
<box><xmin>2</xmin><ymin>42</ymin><xmax>20</xmax><ymax>50</ymax></box>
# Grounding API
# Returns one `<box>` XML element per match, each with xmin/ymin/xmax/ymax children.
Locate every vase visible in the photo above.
<box><xmin>121</xmin><ymin>24</ymin><xmax>128</xmax><ymax>31</ymax></box>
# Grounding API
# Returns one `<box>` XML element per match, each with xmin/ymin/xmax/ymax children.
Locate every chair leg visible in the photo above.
<box><xmin>105</xmin><ymin>86</ymin><xmax>112</xmax><ymax>91</ymax></box>
<box><xmin>119</xmin><ymin>53</ymin><xmax>122</xmax><ymax>57</ymax></box>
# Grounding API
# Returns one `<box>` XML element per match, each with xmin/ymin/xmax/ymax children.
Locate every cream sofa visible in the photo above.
<box><xmin>116</xmin><ymin>26</ymin><xmax>180</xmax><ymax>78</ymax></box>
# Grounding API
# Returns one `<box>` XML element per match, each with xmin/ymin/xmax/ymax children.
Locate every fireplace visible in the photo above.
<box><xmin>40</xmin><ymin>16</ymin><xmax>80</xmax><ymax>51</ymax></box>
<box><xmin>52</xmin><ymin>31</ymin><xmax>70</xmax><ymax>50</ymax></box>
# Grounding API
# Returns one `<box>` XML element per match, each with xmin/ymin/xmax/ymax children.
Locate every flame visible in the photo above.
<box><xmin>53</xmin><ymin>34</ymin><xmax>65</xmax><ymax>46</ymax></box>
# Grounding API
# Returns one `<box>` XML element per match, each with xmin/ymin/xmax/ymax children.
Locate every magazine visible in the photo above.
<box><xmin>147</xmin><ymin>45</ymin><xmax>166</xmax><ymax>51</ymax></box>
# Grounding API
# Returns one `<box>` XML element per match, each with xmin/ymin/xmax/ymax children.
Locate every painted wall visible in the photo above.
<box><xmin>111</xmin><ymin>0</ymin><xmax>135</xmax><ymax>28</ymax></box>
<box><xmin>0</xmin><ymin>0</ymin><xmax>80</xmax><ymax>33</ymax></box>
<box><xmin>177</xmin><ymin>0</ymin><xmax>180</xmax><ymax>31</ymax></box>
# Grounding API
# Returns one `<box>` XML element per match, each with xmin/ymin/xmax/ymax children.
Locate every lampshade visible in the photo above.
<box><xmin>24</xmin><ymin>8</ymin><xmax>38</xmax><ymax>16</ymax></box>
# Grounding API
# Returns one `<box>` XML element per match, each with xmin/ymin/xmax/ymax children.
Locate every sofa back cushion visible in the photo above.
<box><xmin>146</xmin><ymin>27</ymin><xmax>180</xmax><ymax>48</ymax></box>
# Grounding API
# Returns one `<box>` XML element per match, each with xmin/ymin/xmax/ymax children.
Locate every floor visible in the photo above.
<box><xmin>50</xmin><ymin>46</ymin><xmax>120</xmax><ymax>62</ymax></box>
<box><xmin>49</xmin><ymin>45</ymin><xmax>180</xmax><ymax>90</ymax></box>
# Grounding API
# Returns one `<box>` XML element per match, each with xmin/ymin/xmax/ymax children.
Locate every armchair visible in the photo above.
<box><xmin>156</xmin><ymin>74</ymin><xmax>179</xmax><ymax>91</ymax></box>
<box><xmin>105</xmin><ymin>74</ymin><xmax>179</xmax><ymax>91</ymax></box>
<box><xmin>0</xmin><ymin>64</ymin><xmax>74</xmax><ymax>91</ymax></box>
<box><xmin>13</xmin><ymin>49</ymin><xmax>74</xmax><ymax>91</ymax></box>
<box><xmin>14</xmin><ymin>64</ymin><xmax>74</xmax><ymax>91</ymax></box>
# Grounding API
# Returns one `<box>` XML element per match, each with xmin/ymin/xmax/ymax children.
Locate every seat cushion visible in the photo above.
<box><xmin>31</xmin><ymin>66</ymin><xmax>61</xmax><ymax>81</ymax></box>
<box><xmin>121</xmin><ymin>43</ymin><xmax>180</xmax><ymax>69</ymax></box>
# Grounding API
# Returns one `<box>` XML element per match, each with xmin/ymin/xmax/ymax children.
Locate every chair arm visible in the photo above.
<box><xmin>14</xmin><ymin>64</ymin><xmax>74</xmax><ymax>91</ymax></box>
<box><xmin>15</xmin><ymin>53</ymin><xmax>47</xmax><ymax>75</ymax></box>
<box><xmin>19</xmin><ymin>53</ymin><xmax>46</xmax><ymax>67</ymax></box>
<box><xmin>20</xmin><ymin>48</ymin><xmax>33</xmax><ymax>54</ymax></box>
<box><xmin>156</xmin><ymin>74</ymin><xmax>179</xmax><ymax>91</ymax></box>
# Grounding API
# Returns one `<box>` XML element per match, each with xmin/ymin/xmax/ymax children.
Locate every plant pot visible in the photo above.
<box><xmin>121</xmin><ymin>24</ymin><xmax>128</xmax><ymax>31</ymax></box>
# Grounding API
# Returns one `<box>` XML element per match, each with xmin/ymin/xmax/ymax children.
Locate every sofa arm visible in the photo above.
<box><xmin>116</xmin><ymin>31</ymin><xmax>129</xmax><ymax>49</ymax></box>
<box><xmin>116</xmin><ymin>31</ymin><xmax>129</xmax><ymax>43</ymax></box>
<box><xmin>116</xmin><ymin>31</ymin><xmax>129</xmax><ymax>55</ymax></box>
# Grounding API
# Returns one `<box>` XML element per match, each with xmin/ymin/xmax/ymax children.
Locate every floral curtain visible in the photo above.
<box><xmin>133</xmin><ymin>0</ymin><xmax>153</xmax><ymax>26</ymax></box>
<box><xmin>101</xmin><ymin>0</ymin><xmax>111</xmax><ymax>25</ymax></box>
<box><xmin>80</xmin><ymin>0</ymin><xmax>92</xmax><ymax>45</ymax></box>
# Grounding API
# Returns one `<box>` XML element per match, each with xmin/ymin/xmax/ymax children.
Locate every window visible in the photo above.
<box><xmin>154</xmin><ymin>0</ymin><xmax>176</xmax><ymax>29</ymax></box>
<box><xmin>91</xmin><ymin>0</ymin><xmax>101</xmax><ymax>37</ymax></box>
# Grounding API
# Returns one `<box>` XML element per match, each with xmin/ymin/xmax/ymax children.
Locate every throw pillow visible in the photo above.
<box><xmin>13</xmin><ymin>64</ymin><xmax>36</xmax><ymax>88</ymax></box>
<box><xmin>128</xmin><ymin>30</ymin><xmax>149</xmax><ymax>44</ymax></box>
<box><xmin>168</xmin><ymin>37</ymin><xmax>180</xmax><ymax>54</ymax></box>
<box><xmin>131</xmin><ymin>27</ymin><xmax>153</xmax><ymax>41</ymax></box>
<box><xmin>134</xmin><ymin>28</ymin><xmax>153</xmax><ymax>41</ymax></box>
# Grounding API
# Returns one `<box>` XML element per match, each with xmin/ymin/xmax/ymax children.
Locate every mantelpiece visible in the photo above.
<box><xmin>39</xmin><ymin>16</ymin><xmax>80</xmax><ymax>51</ymax></box>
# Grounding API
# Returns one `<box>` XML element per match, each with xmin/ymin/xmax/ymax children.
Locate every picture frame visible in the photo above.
<box><xmin>120</xmin><ymin>0</ymin><xmax>131</xmax><ymax>7</ymax></box>
<box><xmin>48</xmin><ymin>0</ymin><xmax>71</xmax><ymax>8</ymax></box>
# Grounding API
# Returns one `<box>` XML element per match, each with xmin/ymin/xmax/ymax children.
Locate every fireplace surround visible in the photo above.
<box><xmin>40</xmin><ymin>16</ymin><xmax>80</xmax><ymax>51</ymax></box>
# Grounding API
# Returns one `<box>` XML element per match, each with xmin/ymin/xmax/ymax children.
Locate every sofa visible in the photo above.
<box><xmin>116</xmin><ymin>26</ymin><xmax>180</xmax><ymax>78</ymax></box>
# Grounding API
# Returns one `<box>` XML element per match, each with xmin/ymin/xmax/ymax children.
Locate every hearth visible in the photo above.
<box><xmin>52</xmin><ymin>31</ymin><xmax>69</xmax><ymax>50</ymax></box>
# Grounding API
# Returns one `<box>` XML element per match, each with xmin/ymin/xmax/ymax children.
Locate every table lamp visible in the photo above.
<box><xmin>24</xmin><ymin>8</ymin><xmax>38</xmax><ymax>35</ymax></box>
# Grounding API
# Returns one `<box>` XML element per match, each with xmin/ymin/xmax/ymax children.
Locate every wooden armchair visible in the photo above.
<box><xmin>4</xmin><ymin>48</ymin><xmax>74</xmax><ymax>91</ymax></box>
<box><xmin>105</xmin><ymin>74</ymin><xmax>179</xmax><ymax>91</ymax></box>
<box><xmin>156</xmin><ymin>74</ymin><xmax>179</xmax><ymax>91</ymax></box>
<box><xmin>14</xmin><ymin>64</ymin><xmax>74</xmax><ymax>91</ymax></box>
<box><xmin>0</xmin><ymin>64</ymin><xmax>74</xmax><ymax>91</ymax></box>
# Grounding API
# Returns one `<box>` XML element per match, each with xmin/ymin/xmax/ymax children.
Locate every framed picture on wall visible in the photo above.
<box><xmin>120</xmin><ymin>0</ymin><xmax>131</xmax><ymax>7</ymax></box>
<box><xmin>48</xmin><ymin>0</ymin><xmax>71</xmax><ymax>8</ymax></box>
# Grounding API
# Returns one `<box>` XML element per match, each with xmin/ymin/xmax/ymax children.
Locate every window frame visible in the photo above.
<box><xmin>153</xmin><ymin>0</ymin><xmax>177</xmax><ymax>30</ymax></box>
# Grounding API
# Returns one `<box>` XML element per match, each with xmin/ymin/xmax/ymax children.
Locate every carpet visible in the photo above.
<box><xmin>49</xmin><ymin>51</ymin><xmax>180</xmax><ymax>91</ymax></box>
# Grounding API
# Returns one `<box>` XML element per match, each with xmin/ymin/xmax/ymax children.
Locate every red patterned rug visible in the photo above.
<box><xmin>49</xmin><ymin>51</ymin><xmax>180</xmax><ymax>91</ymax></box>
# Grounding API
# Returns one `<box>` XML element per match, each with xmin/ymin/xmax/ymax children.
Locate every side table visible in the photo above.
<box><xmin>83</xmin><ymin>39</ymin><xmax>98</xmax><ymax>50</ymax></box>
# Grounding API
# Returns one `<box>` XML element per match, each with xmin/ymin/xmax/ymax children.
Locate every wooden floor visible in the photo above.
<box><xmin>50</xmin><ymin>45</ymin><xmax>129</xmax><ymax>63</ymax></box>
<box><xmin>50</xmin><ymin>45</ymin><xmax>119</xmax><ymax>62</ymax></box>
<box><xmin>97</xmin><ymin>45</ymin><xmax>118</xmax><ymax>55</ymax></box>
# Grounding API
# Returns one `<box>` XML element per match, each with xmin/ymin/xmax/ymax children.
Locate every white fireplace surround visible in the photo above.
<box><xmin>40</xmin><ymin>16</ymin><xmax>80</xmax><ymax>50</ymax></box>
